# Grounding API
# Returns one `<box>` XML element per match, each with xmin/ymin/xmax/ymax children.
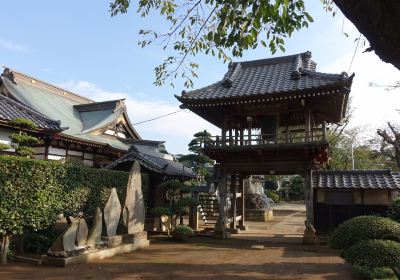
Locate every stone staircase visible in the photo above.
<box><xmin>198</xmin><ymin>193</ymin><xmax>219</xmax><ymax>229</ymax></box>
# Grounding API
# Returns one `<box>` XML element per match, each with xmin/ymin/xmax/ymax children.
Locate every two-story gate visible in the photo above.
<box><xmin>176</xmin><ymin>51</ymin><xmax>354</xmax><ymax>238</ymax></box>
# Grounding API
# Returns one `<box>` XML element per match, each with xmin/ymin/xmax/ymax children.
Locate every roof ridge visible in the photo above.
<box><xmin>313</xmin><ymin>169</ymin><xmax>392</xmax><ymax>174</ymax></box>
<box><xmin>231</xmin><ymin>51</ymin><xmax>312</xmax><ymax>68</ymax></box>
<box><xmin>2</xmin><ymin>66</ymin><xmax>95</xmax><ymax>104</ymax></box>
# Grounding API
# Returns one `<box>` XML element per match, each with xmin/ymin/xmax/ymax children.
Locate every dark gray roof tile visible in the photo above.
<box><xmin>177</xmin><ymin>51</ymin><xmax>353</xmax><ymax>102</ymax></box>
<box><xmin>312</xmin><ymin>169</ymin><xmax>400</xmax><ymax>189</ymax></box>
<box><xmin>0</xmin><ymin>94</ymin><xmax>62</xmax><ymax>131</ymax></box>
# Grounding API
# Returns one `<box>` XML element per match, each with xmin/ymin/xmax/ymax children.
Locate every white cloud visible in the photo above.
<box><xmin>0</xmin><ymin>39</ymin><xmax>29</xmax><ymax>53</ymax></box>
<box><xmin>59</xmin><ymin>81</ymin><xmax>219</xmax><ymax>154</ymax></box>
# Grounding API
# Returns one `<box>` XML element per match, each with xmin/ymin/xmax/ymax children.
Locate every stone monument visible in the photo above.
<box><xmin>86</xmin><ymin>207</ymin><xmax>102</xmax><ymax>246</ymax></box>
<box><xmin>122</xmin><ymin>161</ymin><xmax>145</xmax><ymax>233</ymax></box>
<box><xmin>104</xmin><ymin>188</ymin><xmax>122</xmax><ymax>237</ymax></box>
<box><xmin>76</xmin><ymin>218</ymin><xmax>88</xmax><ymax>247</ymax></box>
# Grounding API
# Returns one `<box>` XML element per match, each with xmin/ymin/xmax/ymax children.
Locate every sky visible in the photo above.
<box><xmin>0</xmin><ymin>1</ymin><xmax>399</xmax><ymax>154</ymax></box>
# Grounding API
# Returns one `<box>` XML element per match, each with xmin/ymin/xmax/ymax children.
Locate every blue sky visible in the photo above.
<box><xmin>1</xmin><ymin>1</ymin><xmax>399</xmax><ymax>154</ymax></box>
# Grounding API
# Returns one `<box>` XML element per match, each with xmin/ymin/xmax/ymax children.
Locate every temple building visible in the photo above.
<box><xmin>0</xmin><ymin>67</ymin><xmax>195</xmax><ymax>180</ymax></box>
<box><xmin>176</xmin><ymin>51</ymin><xmax>355</xmax><ymax>235</ymax></box>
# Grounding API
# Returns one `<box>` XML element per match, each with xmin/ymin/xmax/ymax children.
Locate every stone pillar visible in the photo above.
<box><xmin>304</xmin><ymin>169</ymin><xmax>314</xmax><ymax>225</ymax></box>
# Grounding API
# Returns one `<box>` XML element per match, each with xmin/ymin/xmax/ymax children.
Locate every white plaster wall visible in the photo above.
<box><xmin>84</xmin><ymin>153</ymin><xmax>94</xmax><ymax>160</ymax></box>
<box><xmin>48</xmin><ymin>154</ymin><xmax>65</xmax><ymax>161</ymax></box>
<box><xmin>0</xmin><ymin>128</ymin><xmax>15</xmax><ymax>152</ymax></box>
<box><xmin>33</xmin><ymin>147</ymin><xmax>46</xmax><ymax>154</ymax></box>
<box><xmin>49</xmin><ymin>147</ymin><xmax>67</xmax><ymax>156</ymax></box>
<box><xmin>68</xmin><ymin>150</ymin><xmax>83</xmax><ymax>157</ymax></box>
<box><xmin>83</xmin><ymin>159</ymin><xmax>94</xmax><ymax>166</ymax></box>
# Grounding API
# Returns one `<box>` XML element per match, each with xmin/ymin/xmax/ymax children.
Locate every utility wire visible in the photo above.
<box><xmin>133</xmin><ymin>109</ymin><xmax>184</xmax><ymax>125</ymax></box>
<box><xmin>348</xmin><ymin>33</ymin><xmax>362</xmax><ymax>73</ymax></box>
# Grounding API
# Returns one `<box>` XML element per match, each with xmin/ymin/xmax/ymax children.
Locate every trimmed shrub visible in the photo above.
<box><xmin>267</xmin><ymin>190</ymin><xmax>280</xmax><ymax>203</ymax></box>
<box><xmin>352</xmin><ymin>264</ymin><xmax>397</xmax><ymax>280</ymax></box>
<box><xmin>388</xmin><ymin>198</ymin><xmax>400</xmax><ymax>223</ymax></box>
<box><xmin>328</xmin><ymin>216</ymin><xmax>400</xmax><ymax>250</ymax></box>
<box><xmin>172</xmin><ymin>225</ymin><xmax>194</xmax><ymax>240</ymax></box>
<box><xmin>343</xmin><ymin>239</ymin><xmax>400</xmax><ymax>268</ymax></box>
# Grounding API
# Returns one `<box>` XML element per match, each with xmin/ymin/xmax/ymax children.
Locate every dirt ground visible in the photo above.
<box><xmin>0</xmin><ymin>206</ymin><xmax>354</xmax><ymax>280</ymax></box>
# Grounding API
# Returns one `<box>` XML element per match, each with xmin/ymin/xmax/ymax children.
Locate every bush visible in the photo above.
<box><xmin>343</xmin><ymin>239</ymin><xmax>400</xmax><ymax>268</ymax></box>
<box><xmin>172</xmin><ymin>225</ymin><xmax>194</xmax><ymax>240</ymax></box>
<box><xmin>0</xmin><ymin>155</ymin><xmax>151</xmax><ymax>260</ymax></box>
<box><xmin>328</xmin><ymin>216</ymin><xmax>400</xmax><ymax>250</ymax></box>
<box><xmin>267</xmin><ymin>190</ymin><xmax>280</xmax><ymax>203</ymax></box>
<box><xmin>352</xmin><ymin>264</ymin><xmax>397</xmax><ymax>280</ymax></box>
<box><xmin>388</xmin><ymin>198</ymin><xmax>400</xmax><ymax>223</ymax></box>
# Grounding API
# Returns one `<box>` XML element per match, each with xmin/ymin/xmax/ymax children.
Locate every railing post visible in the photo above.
<box><xmin>322</xmin><ymin>122</ymin><xmax>326</xmax><ymax>141</ymax></box>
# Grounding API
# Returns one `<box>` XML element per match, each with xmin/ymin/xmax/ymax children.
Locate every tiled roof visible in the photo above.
<box><xmin>0</xmin><ymin>94</ymin><xmax>62</xmax><ymax>131</ymax></box>
<box><xmin>106</xmin><ymin>142</ymin><xmax>197</xmax><ymax>179</ymax></box>
<box><xmin>176</xmin><ymin>51</ymin><xmax>353</xmax><ymax>102</ymax></box>
<box><xmin>312</xmin><ymin>169</ymin><xmax>400</xmax><ymax>189</ymax></box>
<box><xmin>0</xmin><ymin>68</ymin><xmax>141</xmax><ymax>150</ymax></box>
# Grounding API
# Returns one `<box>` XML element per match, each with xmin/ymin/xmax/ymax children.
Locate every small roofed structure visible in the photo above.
<box><xmin>0</xmin><ymin>67</ymin><xmax>141</xmax><ymax>166</ymax></box>
<box><xmin>107</xmin><ymin>140</ymin><xmax>197</xmax><ymax>231</ymax></box>
<box><xmin>313</xmin><ymin>169</ymin><xmax>400</xmax><ymax>232</ymax></box>
<box><xmin>107</xmin><ymin>140</ymin><xmax>197</xmax><ymax>181</ymax></box>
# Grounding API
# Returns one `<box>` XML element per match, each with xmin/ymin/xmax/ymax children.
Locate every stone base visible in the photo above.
<box><xmin>42</xmin><ymin>239</ymin><xmax>149</xmax><ymax>267</ymax></box>
<box><xmin>214</xmin><ymin>229</ymin><xmax>231</xmax><ymax>239</ymax></box>
<box><xmin>245</xmin><ymin>208</ymin><xmax>273</xmax><ymax>222</ymax></box>
<box><xmin>230</xmin><ymin>228</ymin><xmax>240</xmax><ymax>234</ymax></box>
<box><xmin>102</xmin><ymin>235</ymin><xmax>122</xmax><ymax>248</ymax></box>
<box><xmin>122</xmin><ymin>231</ymin><xmax>147</xmax><ymax>244</ymax></box>
<box><xmin>303</xmin><ymin>229</ymin><xmax>318</xmax><ymax>245</ymax></box>
<box><xmin>237</xmin><ymin>225</ymin><xmax>248</xmax><ymax>231</ymax></box>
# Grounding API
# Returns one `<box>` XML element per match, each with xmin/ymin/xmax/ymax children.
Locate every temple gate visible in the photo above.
<box><xmin>176</xmin><ymin>51</ymin><xmax>354</xmax><ymax>238</ymax></box>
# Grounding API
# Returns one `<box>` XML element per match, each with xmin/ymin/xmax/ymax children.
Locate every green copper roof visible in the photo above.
<box><xmin>1</xmin><ymin>70</ymin><xmax>140</xmax><ymax>151</ymax></box>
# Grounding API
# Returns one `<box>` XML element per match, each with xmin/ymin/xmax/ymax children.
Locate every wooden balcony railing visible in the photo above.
<box><xmin>204</xmin><ymin>128</ymin><xmax>326</xmax><ymax>148</ymax></box>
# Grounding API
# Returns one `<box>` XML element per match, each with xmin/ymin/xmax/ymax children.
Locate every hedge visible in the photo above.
<box><xmin>352</xmin><ymin>265</ymin><xmax>397</xmax><ymax>280</ymax></box>
<box><xmin>343</xmin><ymin>239</ymin><xmax>400</xmax><ymax>268</ymax></box>
<box><xmin>0</xmin><ymin>155</ymin><xmax>148</xmax><ymax>260</ymax></box>
<box><xmin>328</xmin><ymin>216</ymin><xmax>400</xmax><ymax>250</ymax></box>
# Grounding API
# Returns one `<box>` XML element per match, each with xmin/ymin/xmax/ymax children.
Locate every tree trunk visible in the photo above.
<box><xmin>1</xmin><ymin>234</ymin><xmax>11</xmax><ymax>265</ymax></box>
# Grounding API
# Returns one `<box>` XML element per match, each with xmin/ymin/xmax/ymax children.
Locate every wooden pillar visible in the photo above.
<box><xmin>238</xmin><ymin>174</ymin><xmax>246</xmax><ymax>230</ymax></box>
<box><xmin>214</xmin><ymin>165</ymin><xmax>229</xmax><ymax>239</ymax></box>
<box><xmin>228</xmin><ymin>124</ymin><xmax>233</xmax><ymax>146</ymax></box>
<box><xmin>285</xmin><ymin>124</ymin><xmax>289</xmax><ymax>144</ymax></box>
<box><xmin>230</xmin><ymin>174</ymin><xmax>237</xmax><ymax>232</ymax></box>
<box><xmin>304</xmin><ymin>169</ymin><xmax>314</xmax><ymax>225</ymax></box>
<box><xmin>276</xmin><ymin>113</ymin><xmax>280</xmax><ymax>144</ymax></box>
<box><xmin>235</xmin><ymin>127</ymin><xmax>239</xmax><ymax>146</ymax></box>
<box><xmin>240</xmin><ymin>128</ymin><xmax>244</xmax><ymax>146</ymax></box>
<box><xmin>44</xmin><ymin>138</ymin><xmax>51</xmax><ymax>160</ymax></box>
<box><xmin>222</xmin><ymin>120</ymin><xmax>227</xmax><ymax>146</ymax></box>
<box><xmin>305</xmin><ymin>110</ymin><xmax>311</xmax><ymax>142</ymax></box>
<box><xmin>247</xmin><ymin>117</ymin><xmax>252</xmax><ymax>145</ymax></box>
<box><xmin>189</xmin><ymin>192</ymin><xmax>199</xmax><ymax>231</ymax></box>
